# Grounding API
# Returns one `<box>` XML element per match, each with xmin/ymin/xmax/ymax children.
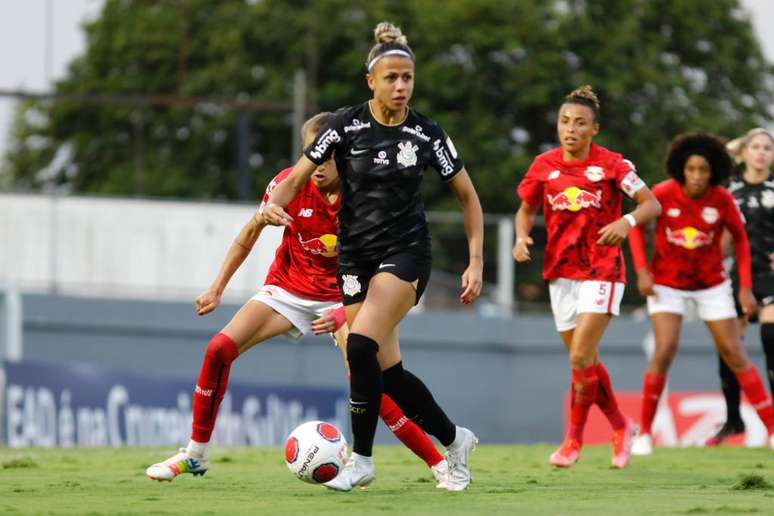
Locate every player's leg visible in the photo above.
<box><xmin>706</xmin><ymin>318</ymin><xmax>746</xmax><ymax>446</ymax></box>
<box><xmin>638</xmin><ymin>312</ymin><xmax>681</xmax><ymax>440</ymax></box>
<box><xmin>147</xmin><ymin>300</ymin><xmax>293</xmax><ymax>481</ymax></box>
<box><xmin>760</xmin><ymin>303</ymin><xmax>774</xmax><ymax>396</ymax></box>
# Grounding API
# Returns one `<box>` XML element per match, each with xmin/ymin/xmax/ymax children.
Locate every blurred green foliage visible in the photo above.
<box><xmin>2</xmin><ymin>0</ymin><xmax>772</xmax><ymax>213</ymax></box>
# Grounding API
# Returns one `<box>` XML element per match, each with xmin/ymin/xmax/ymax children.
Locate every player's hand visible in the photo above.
<box><xmin>311</xmin><ymin>307</ymin><xmax>347</xmax><ymax>335</ymax></box>
<box><xmin>739</xmin><ymin>287</ymin><xmax>758</xmax><ymax>320</ymax></box>
<box><xmin>460</xmin><ymin>259</ymin><xmax>483</xmax><ymax>304</ymax></box>
<box><xmin>636</xmin><ymin>269</ymin><xmax>655</xmax><ymax>297</ymax></box>
<box><xmin>263</xmin><ymin>203</ymin><xmax>293</xmax><ymax>226</ymax></box>
<box><xmin>195</xmin><ymin>289</ymin><xmax>221</xmax><ymax>316</ymax></box>
<box><xmin>596</xmin><ymin>218</ymin><xmax>630</xmax><ymax>246</ymax></box>
<box><xmin>513</xmin><ymin>236</ymin><xmax>533</xmax><ymax>263</ymax></box>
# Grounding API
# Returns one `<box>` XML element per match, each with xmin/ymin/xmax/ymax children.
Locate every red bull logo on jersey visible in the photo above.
<box><xmin>666</xmin><ymin>227</ymin><xmax>714</xmax><ymax>250</ymax></box>
<box><xmin>547</xmin><ymin>187</ymin><xmax>602</xmax><ymax>212</ymax></box>
<box><xmin>298</xmin><ymin>233</ymin><xmax>338</xmax><ymax>257</ymax></box>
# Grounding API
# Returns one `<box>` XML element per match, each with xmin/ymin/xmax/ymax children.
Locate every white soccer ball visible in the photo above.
<box><xmin>284</xmin><ymin>421</ymin><xmax>348</xmax><ymax>484</ymax></box>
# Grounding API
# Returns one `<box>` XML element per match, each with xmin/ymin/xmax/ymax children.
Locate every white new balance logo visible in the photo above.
<box><xmin>195</xmin><ymin>385</ymin><xmax>213</xmax><ymax>397</ymax></box>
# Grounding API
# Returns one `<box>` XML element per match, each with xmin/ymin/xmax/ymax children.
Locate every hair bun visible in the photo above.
<box><xmin>374</xmin><ymin>22</ymin><xmax>407</xmax><ymax>45</ymax></box>
<box><xmin>567</xmin><ymin>84</ymin><xmax>600</xmax><ymax>111</ymax></box>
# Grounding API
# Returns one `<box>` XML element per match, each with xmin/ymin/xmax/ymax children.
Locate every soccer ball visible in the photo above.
<box><xmin>284</xmin><ymin>421</ymin><xmax>348</xmax><ymax>484</ymax></box>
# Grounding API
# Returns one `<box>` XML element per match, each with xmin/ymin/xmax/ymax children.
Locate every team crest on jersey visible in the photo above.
<box><xmin>341</xmin><ymin>275</ymin><xmax>362</xmax><ymax>297</ymax></box>
<box><xmin>584</xmin><ymin>166</ymin><xmax>605</xmax><ymax>182</ymax></box>
<box><xmin>397</xmin><ymin>141</ymin><xmax>419</xmax><ymax>168</ymax></box>
<box><xmin>548</xmin><ymin>170</ymin><xmax>561</xmax><ymax>180</ymax></box>
<box><xmin>701</xmin><ymin>207</ymin><xmax>719</xmax><ymax>224</ymax></box>
<box><xmin>762</xmin><ymin>190</ymin><xmax>774</xmax><ymax>209</ymax></box>
<box><xmin>667</xmin><ymin>208</ymin><xmax>681</xmax><ymax>218</ymax></box>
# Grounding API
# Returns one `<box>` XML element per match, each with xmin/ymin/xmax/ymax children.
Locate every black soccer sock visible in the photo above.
<box><xmin>718</xmin><ymin>353</ymin><xmax>743</xmax><ymax>425</ymax></box>
<box><xmin>761</xmin><ymin>323</ymin><xmax>774</xmax><ymax>396</ymax></box>
<box><xmin>346</xmin><ymin>333</ymin><xmax>382</xmax><ymax>457</ymax></box>
<box><xmin>382</xmin><ymin>361</ymin><xmax>456</xmax><ymax>447</ymax></box>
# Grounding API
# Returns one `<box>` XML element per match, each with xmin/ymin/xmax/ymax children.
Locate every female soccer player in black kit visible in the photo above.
<box><xmin>708</xmin><ymin>128</ymin><xmax>774</xmax><ymax>446</ymax></box>
<box><xmin>264</xmin><ymin>22</ymin><xmax>484</xmax><ymax>491</ymax></box>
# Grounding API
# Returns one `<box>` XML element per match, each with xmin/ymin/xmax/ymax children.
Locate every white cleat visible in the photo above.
<box><xmin>631</xmin><ymin>433</ymin><xmax>653</xmax><ymax>456</ymax></box>
<box><xmin>444</xmin><ymin>426</ymin><xmax>478</xmax><ymax>492</ymax></box>
<box><xmin>431</xmin><ymin>459</ymin><xmax>449</xmax><ymax>489</ymax></box>
<box><xmin>323</xmin><ymin>453</ymin><xmax>375</xmax><ymax>492</ymax></box>
<box><xmin>146</xmin><ymin>448</ymin><xmax>209</xmax><ymax>481</ymax></box>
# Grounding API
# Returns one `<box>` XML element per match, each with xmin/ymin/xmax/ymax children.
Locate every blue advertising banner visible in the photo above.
<box><xmin>2</xmin><ymin>360</ymin><xmax>348</xmax><ymax>448</ymax></box>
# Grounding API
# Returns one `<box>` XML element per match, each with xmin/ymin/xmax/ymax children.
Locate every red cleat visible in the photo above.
<box><xmin>549</xmin><ymin>438</ymin><xmax>582</xmax><ymax>468</ymax></box>
<box><xmin>611</xmin><ymin>418</ymin><xmax>638</xmax><ymax>469</ymax></box>
<box><xmin>705</xmin><ymin>420</ymin><xmax>745</xmax><ymax>447</ymax></box>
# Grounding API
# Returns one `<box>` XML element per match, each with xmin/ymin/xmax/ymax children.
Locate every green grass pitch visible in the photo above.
<box><xmin>2</xmin><ymin>444</ymin><xmax>773</xmax><ymax>515</ymax></box>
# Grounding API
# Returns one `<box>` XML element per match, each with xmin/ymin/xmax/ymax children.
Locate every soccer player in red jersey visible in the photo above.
<box><xmin>146</xmin><ymin>112</ymin><xmax>447</xmax><ymax>483</ymax></box>
<box><xmin>628</xmin><ymin>133</ymin><xmax>774</xmax><ymax>455</ymax></box>
<box><xmin>514</xmin><ymin>85</ymin><xmax>661</xmax><ymax>468</ymax></box>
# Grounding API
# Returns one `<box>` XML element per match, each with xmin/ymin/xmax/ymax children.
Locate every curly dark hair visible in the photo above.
<box><xmin>665</xmin><ymin>132</ymin><xmax>732</xmax><ymax>185</ymax></box>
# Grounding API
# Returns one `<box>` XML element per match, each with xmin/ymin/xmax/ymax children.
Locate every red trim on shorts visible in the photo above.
<box><xmin>607</xmin><ymin>282</ymin><xmax>615</xmax><ymax>314</ymax></box>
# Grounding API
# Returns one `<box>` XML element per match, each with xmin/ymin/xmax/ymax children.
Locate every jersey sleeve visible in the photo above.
<box><xmin>258</xmin><ymin>169</ymin><xmax>292</xmax><ymax>214</ymax></box>
<box><xmin>304</xmin><ymin>112</ymin><xmax>346</xmax><ymax>165</ymax></box>
<box><xmin>615</xmin><ymin>157</ymin><xmax>646</xmax><ymax>198</ymax></box>
<box><xmin>517</xmin><ymin>159</ymin><xmax>544</xmax><ymax>206</ymax></box>
<box><xmin>428</xmin><ymin>124</ymin><xmax>464</xmax><ymax>182</ymax></box>
<box><xmin>723</xmin><ymin>189</ymin><xmax>753</xmax><ymax>288</ymax></box>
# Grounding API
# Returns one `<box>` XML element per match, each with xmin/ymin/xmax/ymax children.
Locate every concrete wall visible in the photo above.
<box><xmin>12</xmin><ymin>293</ymin><xmax>768</xmax><ymax>445</ymax></box>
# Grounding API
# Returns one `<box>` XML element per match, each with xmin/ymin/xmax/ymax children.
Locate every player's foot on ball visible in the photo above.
<box><xmin>146</xmin><ymin>448</ymin><xmax>208</xmax><ymax>481</ymax></box>
<box><xmin>323</xmin><ymin>453</ymin><xmax>374</xmax><ymax>492</ymax></box>
<box><xmin>431</xmin><ymin>459</ymin><xmax>449</xmax><ymax>489</ymax></box>
<box><xmin>611</xmin><ymin>418</ymin><xmax>638</xmax><ymax>469</ymax></box>
<box><xmin>705</xmin><ymin>420</ymin><xmax>745</xmax><ymax>447</ymax></box>
<box><xmin>549</xmin><ymin>438</ymin><xmax>581</xmax><ymax>468</ymax></box>
<box><xmin>631</xmin><ymin>433</ymin><xmax>653</xmax><ymax>456</ymax></box>
<box><xmin>444</xmin><ymin>426</ymin><xmax>478</xmax><ymax>491</ymax></box>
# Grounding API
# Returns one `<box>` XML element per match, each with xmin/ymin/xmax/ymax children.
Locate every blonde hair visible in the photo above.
<box><xmin>301</xmin><ymin>112</ymin><xmax>333</xmax><ymax>143</ymax></box>
<box><xmin>365</xmin><ymin>22</ymin><xmax>414</xmax><ymax>71</ymax></box>
<box><xmin>564</xmin><ymin>85</ymin><xmax>600</xmax><ymax>120</ymax></box>
<box><xmin>726</xmin><ymin>127</ymin><xmax>774</xmax><ymax>163</ymax></box>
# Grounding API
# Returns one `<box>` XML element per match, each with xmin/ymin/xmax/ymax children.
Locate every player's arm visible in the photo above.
<box><xmin>725</xmin><ymin>198</ymin><xmax>757</xmax><ymax>318</ymax></box>
<box><xmin>195</xmin><ymin>210</ymin><xmax>267</xmax><ymax>316</ymax></box>
<box><xmin>627</xmin><ymin>220</ymin><xmax>654</xmax><ymax>297</ymax></box>
<box><xmin>448</xmin><ymin>169</ymin><xmax>484</xmax><ymax>304</ymax></box>
<box><xmin>513</xmin><ymin>201</ymin><xmax>539</xmax><ymax>263</ymax></box>
<box><xmin>263</xmin><ymin>156</ymin><xmax>317</xmax><ymax>226</ymax></box>
<box><xmin>597</xmin><ymin>185</ymin><xmax>661</xmax><ymax>246</ymax></box>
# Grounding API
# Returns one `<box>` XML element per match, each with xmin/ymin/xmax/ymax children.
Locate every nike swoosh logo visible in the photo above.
<box><xmin>349</xmin><ymin>399</ymin><xmax>368</xmax><ymax>405</ymax></box>
<box><xmin>378</xmin><ymin>263</ymin><xmax>396</xmax><ymax>269</ymax></box>
<box><xmin>350</xmin><ymin>148</ymin><xmax>368</xmax><ymax>155</ymax></box>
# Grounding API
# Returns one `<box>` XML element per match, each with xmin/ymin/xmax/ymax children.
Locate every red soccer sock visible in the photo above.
<box><xmin>595</xmin><ymin>362</ymin><xmax>626</xmax><ymax>431</ymax></box>
<box><xmin>380</xmin><ymin>393</ymin><xmax>444</xmax><ymax>467</ymax></box>
<box><xmin>640</xmin><ymin>372</ymin><xmax>666</xmax><ymax>436</ymax></box>
<box><xmin>191</xmin><ymin>333</ymin><xmax>240</xmax><ymax>443</ymax></box>
<box><xmin>568</xmin><ymin>366</ymin><xmax>599</xmax><ymax>443</ymax></box>
<box><xmin>735</xmin><ymin>366</ymin><xmax>774</xmax><ymax>433</ymax></box>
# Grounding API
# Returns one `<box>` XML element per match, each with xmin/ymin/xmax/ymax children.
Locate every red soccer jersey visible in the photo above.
<box><xmin>635</xmin><ymin>179</ymin><xmax>750</xmax><ymax>291</ymax></box>
<box><xmin>260</xmin><ymin>168</ymin><xmax>341</xmax><ymax>301</ymax></box>
<box><xmin>517</xmin><ymin>144</ymin><xmax>645</xmax><ymax>282</ymax></box>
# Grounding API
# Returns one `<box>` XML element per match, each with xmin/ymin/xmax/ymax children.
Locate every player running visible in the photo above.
<box><xmin>707</xmin><ymin>128</ymin><xmax>774</xmax><ymax>446</ymax></box>
<box><xmin>264</xmin><ymin>22</ymin><xmax>484</xmax><ymax>492</ymax></box>
<box><xmin>514</xmin><ymin>85</ymin><xmax>661</xmax><ymax>469</ymax></box>
<box><xmin>146</xmin><ymin>112</ymin><xmax>448</xmax><ymax>485</ymax></box>
<box><xmin>628</xmin><ymin>132</ymin><xmax>774</xmax><ymax>455</ymax></box>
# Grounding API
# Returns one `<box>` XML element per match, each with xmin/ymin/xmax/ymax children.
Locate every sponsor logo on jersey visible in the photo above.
<box><xmin>701</xmin><ymin>207</ymin><xmax>719</xmax><ymax>224</ymax></box>
<box><xmin>547</xmin><ymin>187</ymin><xmax>602</xmax><ymax>211</ymax></box>
<box><xmin>666</xmin><ymin>227</ymin><xmax>714</xmax><ymax>250</ymax></box>
<box><xmin>397</xmin><ymin>141</ymin><xmax>419</xmax><ymax>168</ymax></box>
<box><xmin>667</xmin><ymin>208</ymin><xmax>681</xmax><ymax>217</ymax></box>
<box><xmin>585</xmin><ymin>166</ymin><xmax>605</xmax><ymax>182</ymax></box>
<box><xmin>432</xmin><ymin>139</ymin><xmax>455</xmax><ymax>176</ymax></box>
<box><xmin>344</xmin><ymin>119</ymin><xmax>371</xmax><ymax>133</ymax></box>
<box><xmin>761</xmin><ymin>190</ymin><xmax>774</xmax><ymax>209</ymax></box>
<box><xmin>341</xmin><ymin>274</ymin><xmax>362</xmax><ymax>297</ymax></box>
<box><xmin>373</xmin><ymin>150</ymin><xmax>390</xmax><ymax>165</ymax></box>
<box><xmin>309</xmin><ymin>128</ymin><xmax>341</xmax><ymax>160</ymax></box>
<box><xmin>548</xmin><ymin>170</ymin><xmax>561</xmax><ymax>180</ymax></box>
<box><xmin>401</xmin><ymin>124</ymin><xmax>431</xmax><ymax>142</ymax></box>
<box><xmin>298</xmin><ymin>233</ymin><xmax>338</xmax><ymax>257</ymax></box>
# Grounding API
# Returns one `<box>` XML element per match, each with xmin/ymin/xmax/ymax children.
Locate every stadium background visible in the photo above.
<box><xmin>1</xmin><ymin>0</ymin><xmax>773</xmax><ymax>451</ymax></box>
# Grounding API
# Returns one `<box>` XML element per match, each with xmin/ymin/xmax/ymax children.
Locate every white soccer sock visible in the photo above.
<box><xmin>186</xmin><ymin>439</ymin><xmax>209</xmax><ymax>458</ymax></box>
<box><xmin>351</xmin><ymin>452</ymin><xmax>373</xmax><ymax>466</ymax></box>
<box><xmin>448</xmin><ymin>426</ymin><xmax>465</xmax><ymax>450</ymax></box>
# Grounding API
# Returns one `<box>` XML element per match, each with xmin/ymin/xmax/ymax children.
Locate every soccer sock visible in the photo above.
<box><xmin>382</xmin><ymin>362</ymin><xmax>456</xmax><ymax>447</ymax></box>
<box><xmin>735</xmin><ymin>366</ymin><xmax>774</xmax><ymax>433</ymax></box>
<box><xmin>717</xmin><ymin>354</ymin><xmax>743</xmax><ymax>425</ymax></box>
<box><xmin>191</xmin><ymin>332</ymin><xmax>240</xmax><ymax>444</ymax></box>
<box><xmin>346</xmin><ymin>333</ymin><xmax>383</xmax><ymax>457</ymax></box>
<box><xmin>595</xmin><ymin>362</ymin><xmax>626</xmax><ymax>430</ymax></box>
<box><xmin>568</xmin><ymin>366</ymin><xmax>599</xmax><ymax>443</ymax></box>
<box><xmin>640</xmin><ymin>371</ymin><xmax>666</xmax><ymax>436</ymax></box>
<box><xmin>762</xmin><ymin>323</ymin><xmax>774</xmax><ymax>396</ymax></box>
<box><xmin>379</xmin><ymin>393</ymin><xmax>444</xmax><ymax>467</ymax></box>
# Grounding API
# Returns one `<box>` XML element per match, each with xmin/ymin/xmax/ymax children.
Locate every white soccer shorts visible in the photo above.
<box><xmin>647</xmin><ymin>280</ymin><xmax>736</xmax><ymax>321</ymax></box>
<box><xmin>251</xmin><ymin>284</ymin><xmax>342</xmax><ymax>341</ymax></box>
<box><xmin>549</xmin><ymin>278</ymin><xmax>625</xmax><ymax>332</ymax></box>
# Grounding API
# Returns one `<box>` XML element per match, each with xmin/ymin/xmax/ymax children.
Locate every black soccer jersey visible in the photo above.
<box><xmin>304</xmin><ymin>102</ymin><xmax>464</xmax><ymax>266</ymax></box>
<box><xmin>728</xmin><ymin>176</ymin><xmax>774</xmax><ymax>277</ymax></box>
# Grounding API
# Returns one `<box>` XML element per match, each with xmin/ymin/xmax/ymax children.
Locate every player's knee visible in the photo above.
<box><xmin>206</xmin><ymin>332</ymin><xmax>239</xmax><ymax>364</ymax></box>
<box><xmin>346</xmin><ymin>333</ymin><xmax>379</xmax><ymax>371</ymax></box>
